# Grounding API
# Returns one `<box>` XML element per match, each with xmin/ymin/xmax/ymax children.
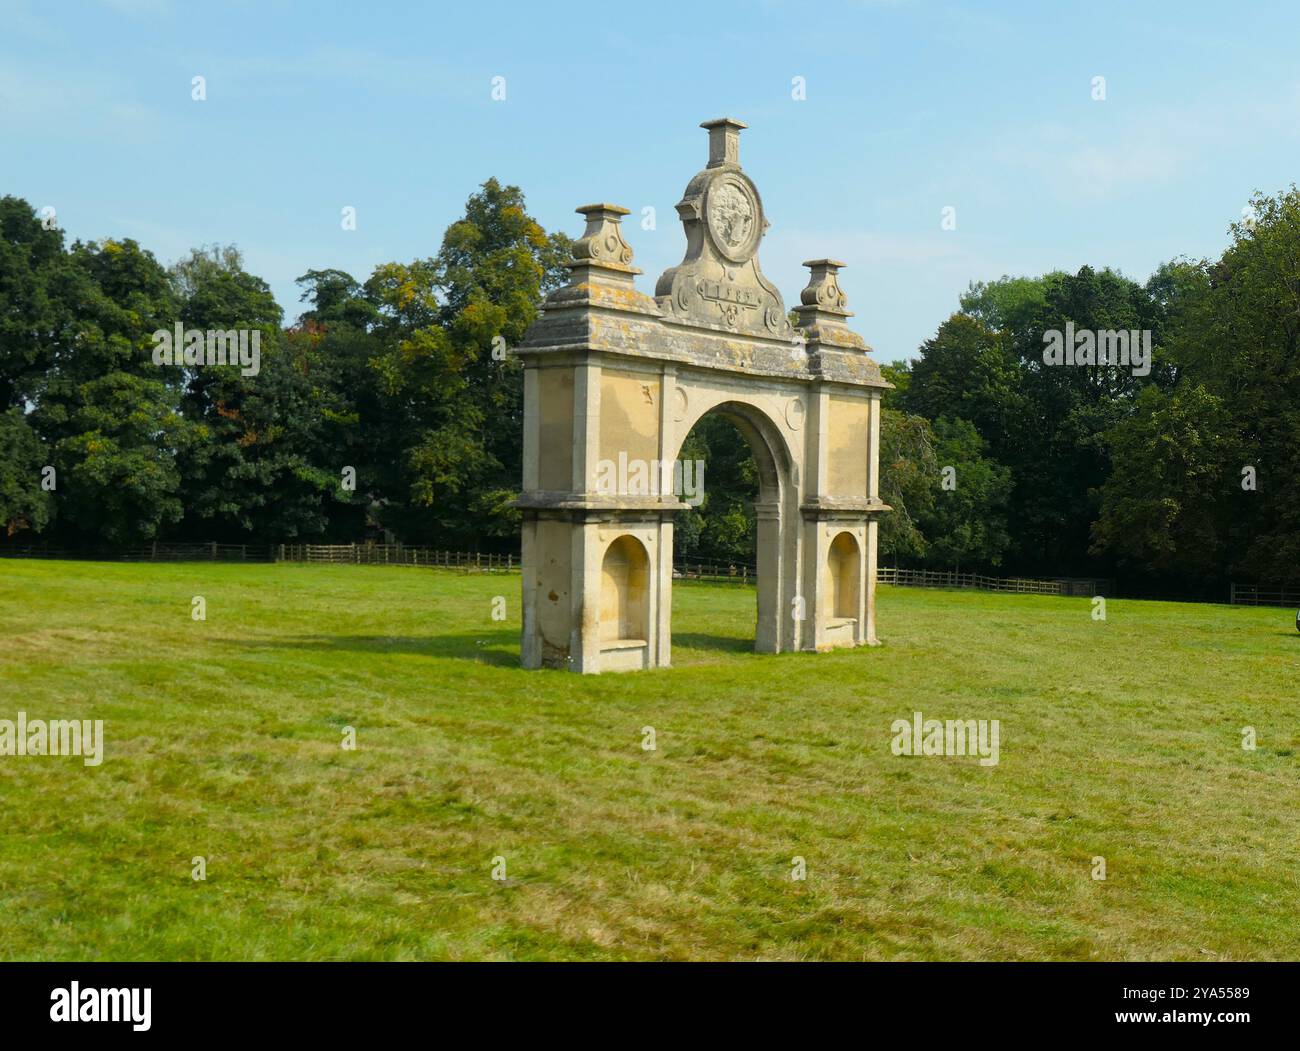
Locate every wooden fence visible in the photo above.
<box><xmin>0</xmin><ymin>542</ymin><xmax>276</xmax><ymax>562</ymax></box>
<box><xmin>281</xmin><ymin>544</ymin><xmax>516</xmax><ymax>571</ymax></box>
<box><xmin>672</xmin><ymin>561</ymin><xmax>754</xmax><ymax>584</ymax></box>
<box><xmin>638</xmin><ymin>561</ymin><xmax>1109</xmax><ymax>595</ymax></box>
<box><xmin>878</xmin><ymin>567</ymin><xmax>1110</xmax><ymax>597</ymax></box>
<box><xmin>1229</xmin><ymin>583</ymin><xmax>1300</xmax><ymax>607</ymax></box>
<box><xmin>0</xmin><ymin>542</ymin><xmax>1112</xmax><ymax>597</ymax></box>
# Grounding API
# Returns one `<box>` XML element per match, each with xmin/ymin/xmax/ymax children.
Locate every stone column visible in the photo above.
<box><xmin>655</xmin><ymin>365</ymin><xmax>677</xmax><ymax>667</ymax></box>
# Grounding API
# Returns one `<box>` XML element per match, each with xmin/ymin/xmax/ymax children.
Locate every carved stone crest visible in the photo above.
<box><xmin>655</xmin><ymin>118</ymin><xmax>792</xmax><ymax>339</ymax></box>
<box><xmin>706</xmin><ymin>177</ymin><xmax>759</xmax><ymax>262</ymax></box>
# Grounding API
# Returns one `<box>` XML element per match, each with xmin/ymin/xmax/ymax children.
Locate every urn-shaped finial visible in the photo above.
<box><xmin>569</xmin><ymin>203</ymin><xmax>640</xmax><ymax>281</ymax></box>
<box><xmin>799</xmin><ymin>259</ymin><xmax>851</xmax><ymax>315</ymax></box>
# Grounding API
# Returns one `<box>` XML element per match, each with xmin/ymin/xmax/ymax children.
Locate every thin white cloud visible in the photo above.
<box><xmin>990</xmin><ymin>85</ymin><xmax>1300</xmax><ymax>201</ymax></box>
<box><xmin>0</xmin><ymin>63</ymin><xmax>165</xmax><ymax>142</ymax></box>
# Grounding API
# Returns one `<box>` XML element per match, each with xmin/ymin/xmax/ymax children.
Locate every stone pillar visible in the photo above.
<box><xmin>655</xmin><ymin>365</ymin><xmax>677</xmax><ymax>668</ymax></box>
<box><xmin>795</xmin><ymin>259</ymin><xmax>892</xmax><ymax>651</ymax></box>
<box><xmin>570</xmin><ymin>519</ymin><xmax>604</xmax><ymax>673</ymax></box>
<box><xmin>515</xmin><ymin>201</ymin><xmax>682</xmax><ymax>672</ymax></box>
<box><xmin>865</xmin><ymin>517</ymin><xmax>880</xmax><ymax>645</ymax></box>
<box><xmin>754</xmin><ymin>500</ymin><xmax>782</xmax><ymax>652</ymax></box>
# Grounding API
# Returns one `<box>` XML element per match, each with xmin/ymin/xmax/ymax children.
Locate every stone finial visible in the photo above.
<box><xmin>799</xmin><ymin>259</ymin><xmax>851</xmax><ymax>315</ymax></box>
<box><xmin>702</xmin><ymin>117</ymin><xmax>747</xmax><ymax>169</ymax></box>
<box><xmin>569</xmin><ymin>203</ymin><xmax>640</xmax><ymax>278</ymax></box>
<box><xmin>794</xmin><ymin>258</ymin><xmax>872</xmax><ymax>358</ymax></box>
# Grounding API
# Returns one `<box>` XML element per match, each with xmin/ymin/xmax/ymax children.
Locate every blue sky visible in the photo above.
<box><xmin>3</xmin><ymin>0</ymin><xmax>1297</xmax><ymax>363</ymax></box>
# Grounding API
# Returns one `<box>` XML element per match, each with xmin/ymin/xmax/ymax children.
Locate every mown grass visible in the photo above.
<box><xmin>1</xmin><ymin>559</ymin><xmax>1297</xmax><ymax>960</ymax></box>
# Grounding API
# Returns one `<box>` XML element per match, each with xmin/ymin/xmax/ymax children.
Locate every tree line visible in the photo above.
<box><xmin>2</xmin><ymin>184</ymin><xmax>1297</xmax><ymax>595</ymax></box>
<box><xmin>1</xmin><ymin>181</ymin><xmax>569</xmax><ymax>551</ymax></box>
<box><xmin>878</xmin><ymin>187</ymin><xmax>1300</xmax><ymax>596</ymax></box>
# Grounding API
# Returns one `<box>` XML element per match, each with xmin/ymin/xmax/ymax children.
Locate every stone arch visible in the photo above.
<box><xmin>667</xmin><ymin>394</ymin><xmax>798</xmax><ymax>654</ymax></box>
<box><xmin>516</xmin><ymin>118</ymin><xmax>890</xmax><ymax>672</ymax></box>
<box><xmin>668</xmin><ymin>393</ymin><xmax>794</xmax><ymax>499</ymax></box>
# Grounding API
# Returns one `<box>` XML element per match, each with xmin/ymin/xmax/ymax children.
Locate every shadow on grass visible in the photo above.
<box><xmin>235</xmin><ymin>631</ymin><xmax>520</xmax><ymax>667</ymax></box>
<box><xmin>236</xmin><ymin>630</ymin><xmax>758</xmax><ymax>666</ymax></box>
<box><xmin>671</xmin><ymin>632</ymin><xmax>754</xmax><ymax>654</ymax></box>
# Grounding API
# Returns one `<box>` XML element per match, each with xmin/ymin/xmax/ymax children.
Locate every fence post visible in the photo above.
<box><xmin>1229</xmin><ymin>582</ymin><xmax>1236</xmax><ymax>605</ymax></box>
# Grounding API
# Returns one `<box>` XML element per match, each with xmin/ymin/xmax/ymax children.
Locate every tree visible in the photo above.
<box><xmin>341</xmin><ymin>179</ymin><xmax>571</xmax><ymax>546</ymax></box>
<box><xmin>29</xmin><ymin>238</ymin><xmax>196</xmax><ymax>545</ymax></box>
<box><xmin>904</xmin><ymin>312</ymin><xmax>1024</xmax><ymax>443</ymax></box>
<box><xmin>1091</xmin><ymin>187</ymin><xmax>1300</xmax><ymax>585</ymax></box>
<box><xmin>1092</xmin><ymin>384</ymin><xmax>1232</xmax><ymax>579</ymax></box>
<box><xmin>879</xmin><ymin>361</ymin><xmax>910</xmax><ymax>410</ymax></box>
<box><xmin>879</xmin><ymin>408</ymin><xmax>936</xmax><ymax>562</ymax></box>
<box><xmin>0</xmin><ymin>408</ymin><xmax>52</xmax><ymax>537</ymax></box>
<box><xmin>918</xmin><ymin>417</ymin><xmax>1012</xmax><ymax>570</ymax></box>
<box><xmin>0</xmin><ymin>196</ymin><xmax>73</xmax><ymax>412</ymax></box>
<box><xmin>907</xmin><ymin>268</ymin><xmax>1165</xmax><ymax>575</ymax></box>
<box><xmin>674</xmin><ymin>415</ymin><xmax>758</xmax><ymax>563</ymax></box>
<box><xmin>171</xmin><ymin>245</ymin><xmax>354</xmax><ymax>541</ymax></box>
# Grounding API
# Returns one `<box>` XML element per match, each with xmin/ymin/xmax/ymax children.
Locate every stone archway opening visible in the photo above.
<box><xmin>674</xmin><ymin>413</ymin><xmax>759</xmax><ymax>569</ymax></box>
<box><xmin>669</xmin><ymin>397</ymin><xmax>795</xmax><ymax>656</ymax></box>
<box><xmin>671</xmin><ymin>406</ymin><xmax>770</xmax><ymax>654</ymax></box>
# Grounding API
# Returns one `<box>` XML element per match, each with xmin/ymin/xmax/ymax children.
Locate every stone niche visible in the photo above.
<box><xmin>516</xmin><ymin>118</ymin><xmax>890</xmax><ymax>672</ymax></box>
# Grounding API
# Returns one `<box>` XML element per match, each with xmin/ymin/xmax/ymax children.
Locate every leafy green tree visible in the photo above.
<box><xmin>959</xmin><ymin>273</ymin><xmax>1060</xmax><ymax>333</ymax></box>
<box><xmin>675</xmin><ymin>415</ymin><xmax>758</xmax><ymax>563</ymax></box>
<box><xmin>918</xmin><ymin>417</ymin><xmax>1012</xmax><ymax>570</ymax></box>
<box><xmin>427</xmin><ymin>178</ymin><xmax>571</xmax><ymax>542</ymax></box>
<box><xmin>879</xmin><ymin>408</ymin><xmax>936</xmax><ymax>562</ymax></box>
<box><xmin>171</xmin><ymin>245</ymin><xmax>354</xmax><ymax>540</ymax></box>
<box><xmin>29</xmin><ymin>238</ymin><xmax>196</xmax><ymax>545</ymax></box>
<box><xmin>1092</xmin><ymin>384</ymin><xmax>1232</xmax><ymax>578</ymax></box>
<box><xmin>904</xmin><ymin>312</ymin><xmax>1024</xmax><ymax>442</ymax></box>
<box><xmin>0</xmin><ymin>196</ymin><xmax>73</xmax><ymax>412</ymax></box>
<box><xmin>54</xmin><ymin>371</ymin><xmax>196</xmax><ymax>544</ymax></box>
<box><xmin>0</xmin><ymin>408</ymin><xmax>52</xmax><ymax>537</ymax></box>
<box><xmin>335</xmin><ymin>179</ymin><xmax>571</xmax><ymax>546</ymax></box>
<box><xmin>1092</xmin><ymin>187</ymin><xmax>1300</xmax><ymax>584</ymax></box>
<box><xmin>907</xmin><ymin>268</ymin><xmax>1165</xmax><ymax>575</ymax></box>
<box><xmin>879</xmin><ymin>361</ymin><xmax>910</xmax><ymax>410</ymax></box>
<box><xmin>294</xmin><ymin>269</ymin><xmax>384</xmax><ymax>539</ymax></box>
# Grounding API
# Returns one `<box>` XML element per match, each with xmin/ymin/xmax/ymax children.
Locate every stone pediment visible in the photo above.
<box><xmin>654</xmin><ymin>119</ymin><xmax>794</xmax><ymax>341</ymax></box>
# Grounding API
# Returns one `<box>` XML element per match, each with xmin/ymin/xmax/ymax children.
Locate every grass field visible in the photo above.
<box><xmin>1</xmin><ymin>559</ymin><xmax>1298</xmax><ymax>961</ymax></box>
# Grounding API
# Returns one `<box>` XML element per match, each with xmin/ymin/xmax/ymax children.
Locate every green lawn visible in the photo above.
<box><xmin>1</xmin><ymin>559</ymin><xmax>1297</xmax><ymax>961</ymax></box>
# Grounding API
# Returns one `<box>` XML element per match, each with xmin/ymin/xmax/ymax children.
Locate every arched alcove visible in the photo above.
<box><xmin>600</xmin><ymin>534</ymin><xmax>649</xmax><ymax>644</ymax></box>
<box><xmin>825</xmin><ymin>531</ymin><xmax>861</xmax><ymax>648</ymax></box>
